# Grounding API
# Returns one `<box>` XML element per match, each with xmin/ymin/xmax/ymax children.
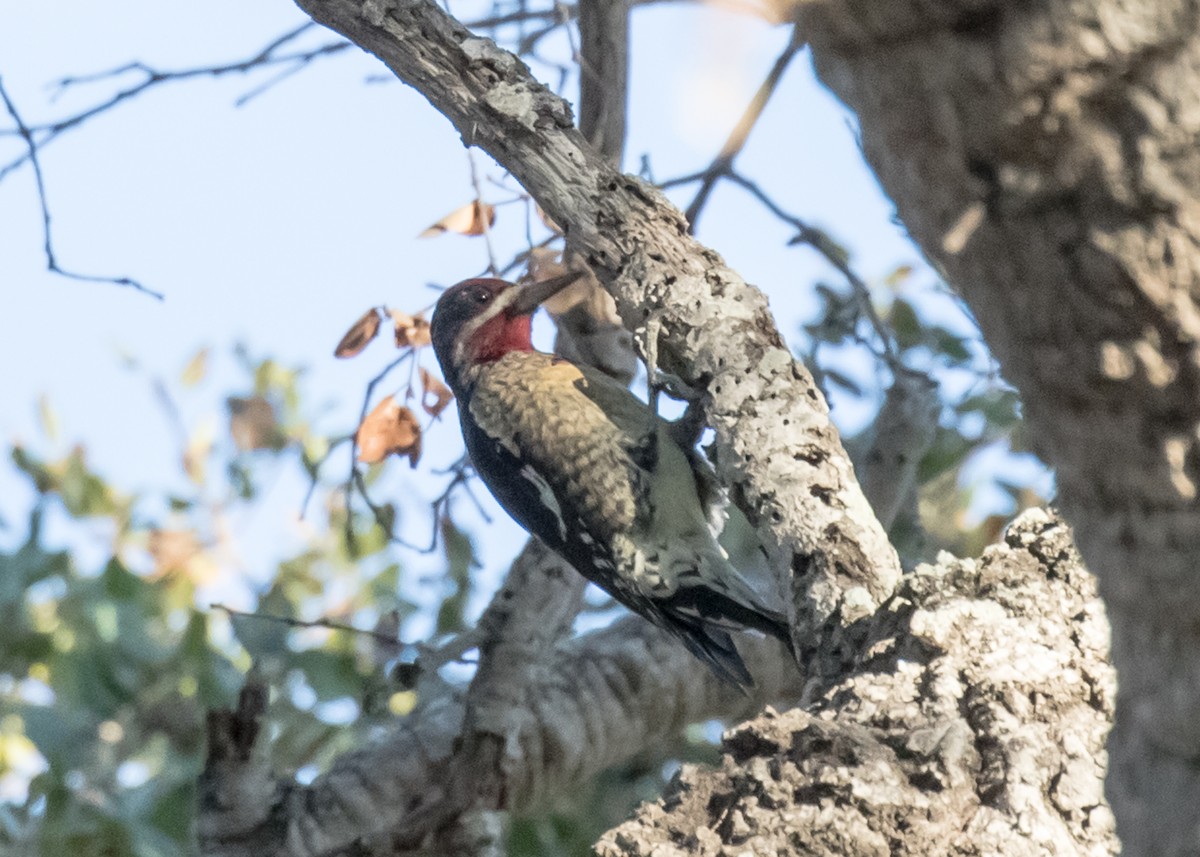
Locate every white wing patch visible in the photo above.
<box><xmin>519</xmin><ymin>464</ymin><xmax>568</xmax><ymax>542</ymax></box>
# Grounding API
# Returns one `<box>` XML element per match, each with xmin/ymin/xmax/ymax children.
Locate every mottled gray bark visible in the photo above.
<box><xmin>797</xmin><ymin>2</ymin><xmax>1200</xmax><ymax>852</ymax></box>
<box><xmin>599</xmin><ymin>511</ymin><xmax>1117</xmax><ymax>857</ymax></box>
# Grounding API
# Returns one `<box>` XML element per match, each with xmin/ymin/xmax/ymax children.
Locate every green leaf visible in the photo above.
<box><xmin>229</xmin><ymin>591</ymin><xmax>292</xmax><ymax>660</ymax></box>
<box><xmin>19</xmin><ymin>704</ymin><xmax>94</xmax><ymax>767</ymax></box>
<box><xmin>889</xmin><ymin>298</ymin><xmax>922</xmax><ymax>351</ymax></box>
<box><xmin>0</xmin><ymin>517</ymin><xmax>69</xmax><ymax>607</ymax></box>
<box><xmin>917</xmin><ymin>428</ymin><xmax>976</xmax><ymax>483</ymax></box>
<box><xmin>929</xmin><ymin>327</ymin><xmax>972</xmax><ymax>364</ymax></box>
<box><xmin>957</xmin><ymin>388</ymin><xmax>1021</xmax><ymax>432</ymax></box>
<box><xmin>291</xmin><ymin>650</ymin><xmax>363</xmax><ymax>702</ymax></box>
<box><xmin>436</xmin><ymin>518</ymin><xmax>477</xmax><ymax>634</ymax></box>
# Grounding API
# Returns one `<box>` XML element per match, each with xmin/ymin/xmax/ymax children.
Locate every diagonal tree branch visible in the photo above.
<box><xmin>681</xmin><ymin>26</ymin><xmax>802</xmax><ymax>231</ymax></box>
<box><xmin>291</xmin><ymin>0</ymin><xmax>901</xmax><ymax>671</ymax></box>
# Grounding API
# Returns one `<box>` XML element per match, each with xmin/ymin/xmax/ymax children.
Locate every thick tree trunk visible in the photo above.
<box><xmin>797</xmin><ymin>2</ymin><xmax>1200</xmax><ymax>852</ymax></box>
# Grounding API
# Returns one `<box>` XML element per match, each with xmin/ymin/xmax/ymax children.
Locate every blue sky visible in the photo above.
<box><xmin>0</xmin><ymin>1</ymin><xmax>1021</xmax><ymax>619</ymax></box>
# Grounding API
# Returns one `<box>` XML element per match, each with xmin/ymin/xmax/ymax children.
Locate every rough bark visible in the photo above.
<box><xmin>797</xmin><ymin>2</ymin><xmax>1200</xmax><ymax>852</ymax></box>
<box><xmin>598</xmin><ymin>510</ymin><xmax>1117</xmax><ymax>856</ymax></box>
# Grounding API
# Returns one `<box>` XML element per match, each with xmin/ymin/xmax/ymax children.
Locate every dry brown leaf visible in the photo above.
<box><xmin>390</xmin><ymin>311</ymin><xmax>432</xmax><ymax>349</ymax></box>
<box><xmin>526</xmin><ymin>246</ymin><xmax>568</xmax><ymax>283</ymax></box>
<box><xmin>417</xmin><ymin>200</ymin><xmax>496</xmax><ymax>238</ymax></box>
<box><xmin>356</xmin><ymin>395</ymin><xmax>422</xmax><ymax>467</ymax></box>
<box><xmin>335</xmin><ymin>308</ymin><xmax>383</xmax><ymax>358</ymax></box>
<box><xmin>536</xmin><ymin>205</ymin><xmax>562</xmax><ymax>235</ymax></box>
<box><xmin>419</xmin><ymin>367</ymin><xmax>454</xmax><ymax>418</ymax></box>
<box><xmin>525</xmin><ymin>252</ymin><xmax>598</xmax><ymax>317</ymax></box>
<box><xmin>227</xmin><ymin>396</ymin><xmax>280</xmax><ymax>451</ymax></box>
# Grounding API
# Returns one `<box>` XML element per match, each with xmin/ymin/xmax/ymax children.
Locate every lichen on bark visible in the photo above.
<box><xmin>599</xmin><ymin>510</ymin><xmax>1116</xmax><ymax>856</ymax></box>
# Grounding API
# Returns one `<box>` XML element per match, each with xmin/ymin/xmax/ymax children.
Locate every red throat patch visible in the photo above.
<box><xmin>469</xmin><ymin>312</ymin><xmax>535</xmax><ymax>363</ymax></box>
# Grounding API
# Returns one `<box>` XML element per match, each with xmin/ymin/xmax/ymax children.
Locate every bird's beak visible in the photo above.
<box><xmin>506</xmin><ymin>271</ymin><xmax>586</xmax><ymax>317</ymax></box>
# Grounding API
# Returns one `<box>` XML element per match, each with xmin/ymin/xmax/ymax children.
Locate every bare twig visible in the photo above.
<box><xmin>299</xmin><ymin>435</ymin><xmax>351</xmax><ymax>520</ymax></box>
<box><xmin>0</xmin><ymin>76</ymin><xmax>161</xmax><ymax>299</ymax></box>
<box><xmin>466</xmin><ymin>149</ymin><xmax>500</xmax><ymax>274</ymax></box>
<box><xmin>681</xmin><ymin>27</ymin><xmax>802</xmax><ymax>230</ymax></box>
<box><xmin>211</xmin><ymin>601</ymin><xmax>403</xmax><ymax>645</ymax></box>
<box><xmin>0</xmin><ymin>34</ymin><xmax>351</xmax><ymax>182</ymax></box>
<box><xmin>724</xmin><ymin>169</ymin><xmax>902</xmax><ymax>367</ymax></box>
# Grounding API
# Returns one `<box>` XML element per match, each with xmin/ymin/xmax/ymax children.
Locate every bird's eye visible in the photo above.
<box><xmin>474</xmin><ymin>289</ymin><xmax>491</xmax><ymax>304</ymax></box>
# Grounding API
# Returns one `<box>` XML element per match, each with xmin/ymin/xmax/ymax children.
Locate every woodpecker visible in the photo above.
<box><xmin>430</xmin><ymin>273</ymin><xmax>792</xmax><ymax>688</ymax></box>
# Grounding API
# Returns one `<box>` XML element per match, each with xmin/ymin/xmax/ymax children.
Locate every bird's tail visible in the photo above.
<box><xmin>664</xmin><ymin>572</ymin><xmax>795</xmax><ymax>691</ymax></box>
<box><xmin>674</xmin><ymin>620</ymin><xmax>756</xmax><ymax>691</ymax></box>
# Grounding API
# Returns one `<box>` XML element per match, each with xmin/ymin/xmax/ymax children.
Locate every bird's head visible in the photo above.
<box><xmin>431</xmin><ymin>272</ymin><xmax>583</xmax><ymax>392</ymax></box>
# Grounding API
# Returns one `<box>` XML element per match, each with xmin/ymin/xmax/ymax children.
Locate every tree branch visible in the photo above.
<box><xmin>681</xmin><ymin>27</ymin><xmax>802</xmax><ymax>231</ymax></box>
<box><xmin>598</xmin><ymin>511</ymin><xmax>1117</xmax><ymax>855</ymax></box>
<box><xmin>291</xmin><ymin>0</ymin><xmax>901</xmax><ymax>673</ymax></box>
<box><xmin>577</xmin><ymin>0</ymin><xmax>628</xmax><ymax>166</ymax></box>
<box><xmin>198</xmin><ymin>553</ymin><xmax>800</xmax><ymax>856</ymax></box>
<box><xmin>201</xmin><ymin>0</ymin><xmax>907</xmax><ymax>852</ymax></box>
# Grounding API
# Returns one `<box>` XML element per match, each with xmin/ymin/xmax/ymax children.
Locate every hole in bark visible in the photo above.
<box><xmin>951</xmin><ymin>5</ymin><xmax>1002</xmax><ymax>35</ymax></box>
<box><xmin>907</xmin><ymin>770</ymin><xmax>944</xmax><ymax>793</ymax></box>
<box><xmin>967</xmin><ymin>156</ymin><xmax>997</xmax><ymax>185</ymax></box>
<box><xmin>791</xmin><ymin>553</ymin><xmax>811</xmax><ymax>578</ymax></box>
